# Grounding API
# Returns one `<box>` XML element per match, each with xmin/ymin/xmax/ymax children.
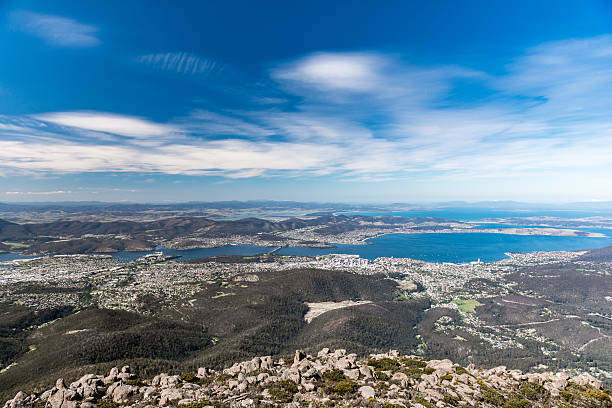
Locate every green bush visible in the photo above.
<box><xmin>440</xmin><ymin>374</ymin><xmax>453</xmax><ymax>382</ymax></box>
<box><xmin>330</xmin><ymin>380</ymin><xmax>358</xmax><ymax>396</ymax></box>
<box><xmin>455</xmin><ymin>366</ymin><xmax>469</xmax><ymax>375</ymax></box>
<box><xmin>559</xmin><ymin>390</ymin><xmax>574</xmax><ymax>403</ymax></box>
<box><xmin>180</xmin><ymin>400</ymin><xmax>213</xmax><ymax>408</ymax></box>
<box><xmin>443</xmin><ymin>393</ymin><xmax>459</xmax><ymax>406</ymax></box>
<box><xmin>323</xmin><ymin>368</ymin><xmax>347</xmax><ymax>382</ymax></box>
<box><xmin>400</xmin><ymin>358</ymin><xmax>427</xmax><ymax>369</ymax></box>
<box><xmin>403</xmin><ymin>365</ymin><xmax>434</xmax><ymax>379</ymax></box>
<box><xmin>519</xmin><ymin>381</ymin><xmax>550</xmax><ymax>402</ymax></box>
<box><xmin>367</xmin><ymin>358</ymin><xmax>401</xmax><ymax>371</ymax></box>
<box><xmin>479</xmin><ymin>380</ymin><xmax>505</xmax><ymax>407</ymax></box>
<box><xmin>180</xmin><ymin>372</ymin><xmax>197</xmax><ymax>383</ymax></box>
<box><xmin>96</xmin><ymin>400</ymin><xmax>119</xmax><ymax>408</ymax></box>
<box><xmin>267</xmin><ymin>380</ymin><xmax>298</xmax><ymax>402</ymax></box>
<box><xmin>503</xmin><ymin>397</ymin><xmax>530</xmax><ymax>408</ymax></box>
<box><xmin>584</xmin><ymin>388</ymin><xmax>611</xmax><ymax>403</ymax></box>
<box><xmin>413</xmin><ymin>396</ymin><xmax>435</xmax><ymax>408</ymax></box>
<box><xmin>124</xmin><ymin>379</ymin><xmax>146</xmax><ymax>386</ymax></box>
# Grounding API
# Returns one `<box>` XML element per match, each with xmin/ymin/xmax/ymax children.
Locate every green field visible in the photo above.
<box><xmin>454</xmin><ymin>299</ymin><xmax>483</xmax><ymax>314</ymax></box>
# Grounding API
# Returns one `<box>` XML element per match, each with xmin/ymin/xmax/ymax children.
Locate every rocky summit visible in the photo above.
<box><xmin>4</xmin><ymin>349</ymin><xmax>611</xmax><ymax>408</ymax></box>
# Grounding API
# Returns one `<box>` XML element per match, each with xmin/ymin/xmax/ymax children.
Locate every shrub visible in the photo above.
<box><xmin>413</xmin><ymin>396</ymin><xmax>435</xmax><ymax>408</ymax></box>
<box><xmin>382</xmin><ymin>403</ymin><xmax>403</xmax><ymax>408</ymax></box>
<box><xmin>267</xmin><ymin>380</ymin><xmax>298</xmax><ymax>402</ymax></box>
<box><xmin>181</xmin><ymin>400</ymin><xmax>213</xmax><ymax>408</ymax></box>
<box><xmin>440</xmin><ymin>374</ymin><xmax>453</xmax><ymax>382</ymax></box>
<box><xmin>376</xmin><ymin>371</ymin><xmax>390</xmax><ymax>381</ymax></box>
<box><xmin>180</xmin><ymin>372</ymin><xmax>197</xmax><ymax>383</ymax></box>
<box><xmin>443</xmin><ymin>393</ymin><xmax>459</xmax><ymax>406</ymax></box>
<box><xmin>367</xmin><ymin>358</ymin><xmax>401</xmax><ymax>371</ymax></box>
<box><xmin>323</xmin><ymin>368</ymin><xmax>347</xmax><ymax>382</ymax></box>
<box><xmin>124</xmin><ymin>379</ymin><xmax>146</xmax><ymax>386</ymax></box>
<box><xmin>215</xmin><ymin>374</ymin><xmax>230</xmax><ymax>383</ymax></box>
<box><xmin>403</xmin><ymin>365</ymin><xmax>434</xmax><ymax>379</ymax></box>
<box><xmin>584</xmin><ymin>389</ymin><xmax>611</xmax><ymax>403</ymax></box>
<box><xmin>503</xmin><ymin>397</ymin><xmax>530</xmax><ymax>408</ymax></box>
<box><xmin>455</xmin><ymin>366</ymin><xmax>469</xmax><ymax>375</ymax></box>
<box><xmin>330</xmin><ymin>380</ymin><xmax>358</xmax><ymax>396</ymax></box>
<box><xmin>400</xmin><ymin>358</ymin><xmax>427</xmax><ymax>369</ymax></box>
<box><xmin>519</xmin><ymin>381</ymin><xmax>550</xmax><ymax>402</ymax></box>
<box><xmin>96</xmin><ymin>400</ymin><xmax>119</xmax><ymax>408</ymax></box>
<box><xmin>559</xmin><ymin>390</ymin><xmax>574</xmax><ymax>403</ymax></box>
<box><xmin>478</xmin><ymin>380</ymin><xmax>505</xmax><ymax>407</ymax></box>
<box><xmin>376</xmin><ymin>381</ymin><xmax>389</xmax><ymax>391</ymax></box>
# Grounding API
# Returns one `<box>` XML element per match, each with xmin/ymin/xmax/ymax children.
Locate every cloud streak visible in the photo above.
<box><xmin>5</xmin><ymin>190</ymin><xmax>72</xmax><ymax>196</ymax></box>
<box><xmin>137</xmin><ymin>52</ymin><xmax>220</xmax><ymax>76</ymax></box>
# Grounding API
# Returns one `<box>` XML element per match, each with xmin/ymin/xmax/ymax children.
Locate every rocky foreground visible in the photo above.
<box><xmin>4</xmin><ymin>349</ymin><xmax>611</xmax><ymax>408</ymax></box>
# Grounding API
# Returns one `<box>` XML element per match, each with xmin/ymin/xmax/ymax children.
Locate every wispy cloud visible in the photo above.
<box><xmin>2</xmin><ymin>36</ymin><xmax>612</xmax><ymax>184</ymax></box>
<box><xmin>5</xmin><ymin>190</ymin><xmax>72</xmax><ymax>196</ymax></box>
<box><xmin>34</xmin><ymin>111</ymin><xmax>176</xmax><ymax>139</ymax></box>
<box><xmin>137</xmin><ymin>52</ymin><xmax>220</xmax><ymax>76</ymax></box>
<box><xmin>12</xmin><ymin>10</ymin><xmax>100</xmax><ymax>47</ymax></box>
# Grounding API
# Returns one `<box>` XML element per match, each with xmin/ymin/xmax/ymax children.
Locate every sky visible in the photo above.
<box><xmin>1</xmin><ymin>0</ymin><xmax>612</xmax><ymax>203</ymax></box>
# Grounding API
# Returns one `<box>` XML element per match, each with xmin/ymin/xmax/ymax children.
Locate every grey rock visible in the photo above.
<box><xmin>359</xmin><ymin>365</ymin><xmax>373</xmax><ymax>379</ymax></box>
<box><xmin>56</xmin><ymin>379</ymin><xmax>67</xmax><ymax>390</ymax></box>
<box><xmin>571</xmin><ymin>373</ymin><xmax>603</xmax><ymax>389</ymax></box>
<box><xmin>197</xmin><ymin>367</ymin><xmax>209</xmax><ymax>378</ymax></box>
<box><xmin>158</xmin><ymin>388</ymin><xmax>183</xmax><ymax>406</ymax></box>
<box><xmin>344</xmin><ymin>369</ymin><xmax>360</xmax><ymax>380</ymax></box>
<box><xmin>282</xmin><ymin>368</ymin><xmax>301</xmax><ymax>384</ymax></box>
<box><xmin>293</xmin><ymin>350</ymin><xmax>306</xmax><ymax>365</ymax></box>
<box><xmin>359</xmin><ymin>385</ymin><xmax>376</xmax><ymax>399</ymax></box>
<box><xmin>40</xmin><ymin>390</ymin><xmax>53</xmax><ymax>402</ymax></box>
<box><xmin>112</xmin><ymin>385</ymin><xmax>138</xmax><ymax>403</ymax></box>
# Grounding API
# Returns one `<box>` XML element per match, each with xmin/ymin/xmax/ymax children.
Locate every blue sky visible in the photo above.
<box><xmin>1</xmin><ymin>0</ymin><xmax>612</xmax><ymax>203</ymax></box>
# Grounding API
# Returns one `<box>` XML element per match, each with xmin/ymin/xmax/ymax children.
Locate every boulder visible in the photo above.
<box><xmin>359</xmin><ymin>386</ymin><xmax>376</xmax><ymax>399</ymax></box>
<box><xmin>344</xmin><ymin>369</ymin><xmax>360</xmax><ymax>380</ymax></box>
<box><xmin>112</xmin><ymin>385</ymin><xmax>138</xmax><ymax>403</ymax></box>
<box><xmin>282</xmin><ymin>368</ymin><xmax>301</xmax><ymax>384</ymax></box>
<box><xmin>3</xmin><ymin>391</ymin><xmax>29</xmax><ymax>408</ymax></box>
<box><xmin>159</xmin><ymin>388</ymin><xmax>183</xmax><ymax>406</ymax></box>
<box><xmin>571</xmin><ymin>373</ymin><xmax>603</xmax><ymax>389</ymax></box>
<box><xmin>104</xmin><ymin>368</ymin><xmax>119</xmax><ymax>384</ymax></box>
<box><xmin>359</xmin><ymin>365</ymin><xmax>373</xmax><ymax>379</ymax></box>
<box><xmin>293</xmin><ymin>350</ymin><xmax>306</xmax><ymax>365</ymax></box>
<box><xmin>48</xmin><ymin>389</ymin><xmax>78</xmax><ymax>408</ymax></box>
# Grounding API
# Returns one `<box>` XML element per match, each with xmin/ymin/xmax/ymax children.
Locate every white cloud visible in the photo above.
<box><xmin>12</xmin><ymin>11</ymin><xmax>100</xmax><ymax>47</ymax></box>
<box><xmin>34</xmin><ymin>112</ymin><xmax>175</xmax><ymax>138</ymax></box>
<box><xmin>5</xmin><ymin>190</ymin><xmax>72</xmax><ymax>195</ymax></box>
<box><xmin>273</xmin><ymin>52</ymin><xmax>385</xmax><ymax>92</ymax></box>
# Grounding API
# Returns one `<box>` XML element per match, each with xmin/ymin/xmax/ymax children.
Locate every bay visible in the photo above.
<box><xmin>276</xmin><ymin>233</ymin><xmax>612</xmax><ymax>263</ymax></box>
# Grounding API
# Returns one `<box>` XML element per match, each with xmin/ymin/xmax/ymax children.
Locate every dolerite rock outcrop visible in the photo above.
<box><xmin>4</xmin><ymin>349</ymin><xmax>611</xmax><ymax>408</ymax></box>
